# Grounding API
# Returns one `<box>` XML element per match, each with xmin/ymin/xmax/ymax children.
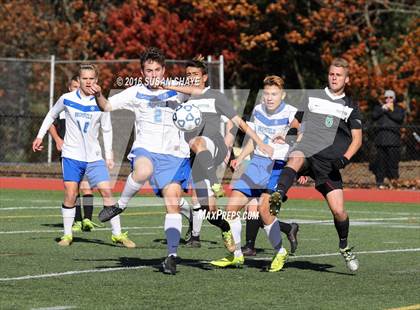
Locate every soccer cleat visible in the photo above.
<box><xmin>241</xmin><ymin>246</ymin><xmax>257</xmax><ymax>256</ymax></box>
<box><xmin>98</xmin><ymin>204</ymin><xmax>123</xmax><ymax>222</ymax></box>
<box><xmin>269</xmin><ymin>191</ymin><xmax>283</xmax><ymax>215</ymax></box>
<box><xmin>211</xmin><ymin>183</ymin><xmax>225</xmax><ymax>198</ymax></box>
<box><xmin>81</xmin><ymin>218</ymin><xmax>102</xmax><ymax>232</ymax></box>
<box><xmin>162</xmin><ymin>255</ymin><xmax>177</xmax><ymax>275</ymax></box>
<box><xmin>221</xmin><ymin>230</ymin><xmax>236</xmax><ymax>253</ymax></box>
<box><xmin>340</xmin><ymin>246</ymin><xmax>359</xmax><ymax>272</ymax></box>
<box><xmin>210</xmin><ymin>254</ymin><xmax>244</xmax><ymax>268</ymax></box>
<box><xmin>268</xmin><ymin>249</ymin><xmax>288</xmax><ymax>272</ymax></box>
<box><xmin>185</xmin><ymin>235</ymin><xmax>201</xmax><ymax>248</ymax></box>
<box><xmin>287</xmin><ymin>223</ymin><xmax>299</xmax><ymax>255</ymax></box>
<box><xmin>58</xmin><ymin>234</ymin><xmax>73</xmax><ymax>246</ymax></box>
<box><xmin>72</xmin><ymin>221</ymin><xmax>82</xmax><ymax>232</ymax></box>
<box><xmin>111</xmin><ymin>232</ymin><xmax>136</xmax><ymax>248</ymax></box>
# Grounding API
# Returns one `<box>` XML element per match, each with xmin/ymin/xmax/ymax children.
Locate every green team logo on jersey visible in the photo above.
<box><xmin>325</xmin><ymin>115</ymin><xmax>334</xmax><ymax>128</ymax></box>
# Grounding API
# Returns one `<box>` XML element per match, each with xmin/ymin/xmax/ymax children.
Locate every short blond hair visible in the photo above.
<box><xmin>263</xmin><ymin>75</ymin><xmax>285</xmax><ymax>89</ymax></box>
<box><xmin>330</xmin><ymin>58</ymin><xmax>349</xmax><ymax>75</ymax></box>
<box><xmin>78</xmin><ymin>64</ymin><xmax>98</xmax><ymax>78</ymax></box>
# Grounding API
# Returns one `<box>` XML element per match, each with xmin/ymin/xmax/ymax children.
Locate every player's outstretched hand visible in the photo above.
<box><xmin>297</xmin><ymin>176</ymin><xmax>308</xmax><ymax>185</ymax></box>
<box><xmin>272</xmin><ymin>133</ymin><xmax>286</xmax><ymax>144</ymax></box>
<box><xmin>32</xmin><ymin>138</ymin><xmax>44</xmax><ymax>152</ymax></box>
<box><xmin>230</xmin><ymin>158</ymin><xmax>242</xmax><ymax>171</ymax></box>
<box><xmin>332</xmin><ymin>156</ymin><xmax>350</xmax><ymax>170</ymax></box>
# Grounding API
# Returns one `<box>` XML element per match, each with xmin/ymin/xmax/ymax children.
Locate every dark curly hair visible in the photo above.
<box><xmin>140</xmin><ymin>47</ymin><xmax>166</xmax><ymax>68</ymax></box>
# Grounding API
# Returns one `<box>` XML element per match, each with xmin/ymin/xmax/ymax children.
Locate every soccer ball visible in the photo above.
<box><xmin>172</xmin><ymin>103</ymin><xmax>202</xmax><ymax>131</ymax></box>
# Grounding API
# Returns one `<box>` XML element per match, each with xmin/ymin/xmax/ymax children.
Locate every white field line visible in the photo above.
<box><xmin>31</xmin><ymin>306</ymin><xmax>76</xmax><ymax>310</ymax></box>
<box><xmin>1</xmin><ymin>247</ymin><xmax>419</xmax><ymax>282</ymax></box>
<box><xmin>1</xmin><ymin>203</ymin><xmax>420</xmax><ymax>216</ymax></box>
<box><xmin>1</xmin><ymin>218</ymin><xmax>419</xmax><ymax>235</ymax></box>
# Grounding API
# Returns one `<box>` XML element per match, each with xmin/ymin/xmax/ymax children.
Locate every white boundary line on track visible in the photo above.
<box><xmin>1</xmin><ymin>247</ymin><xmax>419</xmax><ymax>282</ymax></box>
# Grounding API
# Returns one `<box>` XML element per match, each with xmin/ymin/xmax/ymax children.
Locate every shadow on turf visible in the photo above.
<box><xmin>53</xmin><ymin>236</ymin><xmax>116</xmax><ymax>247</ymax></box>
<box><xmin>78</xmin><ymin>256</ymin><xmax>213</xmax><ymax>273</ymax></box>
<box><xmin>153</xmin><ymin>238</ymin><xmax>217</xmax><ymax>245</ymax></box>
<box><xmin>244</xmin><ymin>259</ymin><xmax>354</xmax><ymax>275</ymax></box>
<box><xmin>42</xmin><ymin>223</ymin><xmax>63</xmax><ymax>228</ymax></box>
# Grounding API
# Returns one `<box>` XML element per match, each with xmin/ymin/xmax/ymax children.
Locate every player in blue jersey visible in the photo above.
<box><xmin>210</xmin><ymin>75</ymin><xmax>299</xmax><ymax>271</ymax></box>
<box><xmin>91</xmin><ymin>48</ymin><xmax>192</xmax><ymax>275</ymax></box>
<box><xmin>32</xmin><ymin>64</ymin><xmax>135</xmax><ymax>248</ymax></box>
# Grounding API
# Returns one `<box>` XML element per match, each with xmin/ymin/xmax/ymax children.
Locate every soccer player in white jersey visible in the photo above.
<box><xmin>48</xmin><ymin>75</ymin><xmax>100</xmax><ymax>233</ymax></box>
<box><xmin>32</xmin><ymin>64</ymin><xmax>135</xmax><ymax>248</ymax></box>
<box><xmin>163</xmin><ymin>58</ymin><xmax>273</xmax><ymax>254</ymax></box>
<box><xmin>90</xmin><ymin>48</ymin><xmax>191</xmax><ymax>275</ymax></box>
<box><xmin>210</xmin><ymin>76</ymin><xmax>299</xmax><ymax>271</ymax></box>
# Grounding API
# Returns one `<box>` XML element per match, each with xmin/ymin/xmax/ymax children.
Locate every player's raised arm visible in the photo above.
<box><xmin>163</xmin><ymin>83</ymin><xmax>203</xmax><ymax>96</ymax></box>
<box><xmin>231</xmin><ymin>115</ymin><xmax>274</xmax><ymax>158</ymax></box>
<box><xmin>86</xmin><ymin>83</ymin><xmax>113</xmax><ymax>112</ymax></box>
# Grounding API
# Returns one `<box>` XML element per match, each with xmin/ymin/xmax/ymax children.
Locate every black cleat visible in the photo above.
<box><xmin>186</xmin><ymin>235</ymin><xmax>201</xmax><ymax>248</ymax></box>
<box><xmin>269</xmin><ymin>192</ymin><xmax>283</xmax><ymax>215</ymax></box>
<box><xmin>162</xmin><ymin>255</ymin><xmax>177</xmax><ymax>275</ymax></box>
<box><xmin>98</xmin><ymin>204</ymin><xmax>123</xmax><ymax>222</ymax></box>
<box><xmin>287</xmin><ymin>223</ymin><xmax>299</xmax><ymax>255</ymax></box>
<box><xmin>241</xmin><ymin>246</ymin><xmax>256</xmax><ymax>256</ymax></box>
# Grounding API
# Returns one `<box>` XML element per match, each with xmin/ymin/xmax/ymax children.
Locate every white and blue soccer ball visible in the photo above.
<box><xmin>172</xmin><ymin>103</ymin><xmax>202</xmax><ymax>132</ymax></box>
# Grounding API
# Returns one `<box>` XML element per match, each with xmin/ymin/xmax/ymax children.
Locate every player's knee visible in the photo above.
<box><xmin>190</xmin><ymin>137</ymin><xmax>206</xmax><ymax>153</ymax></box>
<box><xmin>288</xmin><ymin>155</ymin><xmax>304</xmax><ymax>170</ymax></box>
<box><xmin>132</xmin><ymin>165</ymin><xmax>152</xmax><ymax>182</ymax></box>
<box><xmin>331</xmin><ymin>209</ymin><xmax>347</xmax><ymax>221</ymax></box>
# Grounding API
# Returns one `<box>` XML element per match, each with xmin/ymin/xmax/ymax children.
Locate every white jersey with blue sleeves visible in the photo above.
<box><xmin>37</xmin><ymin>89</ymin><xmax>112</xmax><ymax>162</ymax></box>
<box><xmin>248</xmin><ymin>102</ymin><xmax>297</xmax><ymax>160</ymax></box>
<box><xmin>108</xmin><ymin>84</ymin><xmax>189</xmax><ymax>158</ymax></box>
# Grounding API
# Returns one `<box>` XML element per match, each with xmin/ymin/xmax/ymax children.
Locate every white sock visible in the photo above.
<box><xmin>110</xmin><ymin>215</ymin><xmax>122</xmax><ymax>236</ymax></box>
<box><xmin>62</xmin><ymin>206</ymin><xmax>75</xmax><ymax>236</ymax></box>
<box><xmin>229</xmin><ymin>217</ymin><xmax>243</xmax><ymax>257</ymax></box>
<box><xmin>165</xmin><ymin>213</ymin><xmax>182</xmax><ymax>257</ymax></box>
<box><xmin>192</xmin><ymin>204</ymin><xmax>204</xmax><ymax>237</ymax></box>
<box><xmin>179</xmin><ymin>197</ymin><xmax>191</xmax><ymax>220</ymax></box>
<box><xmin>117</xmin><ymin>173</ymin><xmax>143</xmax><ymax>209</ymax></box>
<box><xmin>264</xmin><ymin>219</ymin><xmax>284</xmax><ymax>254</ymax></box>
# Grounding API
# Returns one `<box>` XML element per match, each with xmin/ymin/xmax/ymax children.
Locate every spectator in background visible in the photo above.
<box><xmin>372</xmin><ymin>90</ymin><xmax>405</xmax><ymax>189</ymax></box>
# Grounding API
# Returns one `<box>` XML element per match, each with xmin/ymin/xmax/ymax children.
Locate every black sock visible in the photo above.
<box><xmin>207</xmin><ymin>211</ymin><xmax>230</xmax><ymax>232</ymax></box>
<box><xmin>82</xmin><ymin>194</ymin><xmax>94</xmax><ymax>220</ymax></box>
<box><xmin>245</xmin><ymin>218</ymin><xmax>261</xmax><ymax>249</ymax></box>
<box><xmin>279</xmin><ymin>221</ymin><xmax>292</xmax><ymax>234</ymax></box>
<box><xmin>334</xmin><ymin>217</ymin><xmax>349</xmax><ymax>249</ymax></box>
<box><xmin>74</xmin><ymin>195</ymin><xmax>82</xmax><ymax>221</ymax></box>
<box><xmin>195</xmin><ymin>150</ymin><xmax>218</xmax><ymax>185</ymax></box>
<box><xmin>276</xmin><ymin>166</ymin><xmax>297</xmax><ymax>196</ymax></box>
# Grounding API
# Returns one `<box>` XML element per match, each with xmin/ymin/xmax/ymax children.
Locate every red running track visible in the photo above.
<box><xmin>1</xmin><ymin>177</ymin><xmax>419</xmax><ymax>204</ymax></box>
